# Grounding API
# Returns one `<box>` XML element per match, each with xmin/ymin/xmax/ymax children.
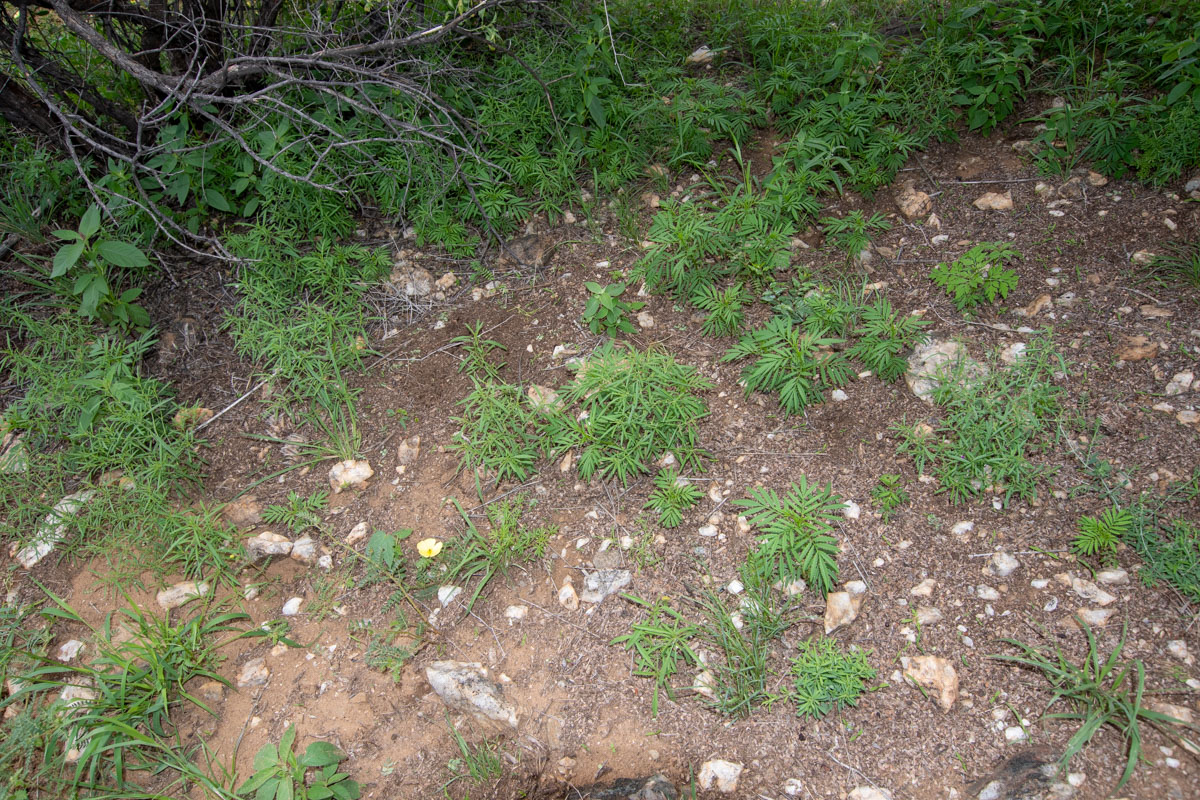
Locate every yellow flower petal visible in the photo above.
<box><xmin>417</xmin><ymin>537</ymin><xmax>443</xmax><ymax>558</ymax></box>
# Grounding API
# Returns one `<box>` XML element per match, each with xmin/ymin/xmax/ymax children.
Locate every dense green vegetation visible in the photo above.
<box><xmin>2</xmin><ymin>0</ymin><xmax>1200</xmax><ymax>796</ymax></box>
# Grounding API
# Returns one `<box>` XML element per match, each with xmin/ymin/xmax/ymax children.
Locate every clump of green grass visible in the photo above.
<box><xmin>1145</xmin><ymin>241</ymin><xmax>1200</xmax><ymax>289</ymax></box>
<box><xmin>546</xmin><ymin>342</ymin><xmax>712</xmax><ymax>484</ymax></box>
<box><xmin>443</xmin><ymin>496</ymin><xmax>556</xmax><ymax>612</ymax></box>
<box><xmin>8</xmin><ymin>592</ymin><xmax>250</xmax><ymax>798</ymax></box>
<box><xmin>895</xmin><ymin>333</ymin><xmax>1064</xmax><ymax>505</ymax></box>
<box><xmin>993</xmin><ymin>621</ymin><xmax>1199</xmax><ymax>791</ymax></box>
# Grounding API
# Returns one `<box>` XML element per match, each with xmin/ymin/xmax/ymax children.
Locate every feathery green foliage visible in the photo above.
<box><xmin>644</xmin><ymin>469</ymin><xmax>704</xmax><ymax>528</ymax></box>
<box><xmin>931</xmin><ymin>243</ymin><xmax>1020</xmax><ymax>312</ymax></box>
<box><xmin>789</xmin><ymin>638</ymin><xmax>876</xmax><ymax>719</ymax></box>
<box><xmin>847</xmin><ymin>297</ymin><xmax>929</xmax><ymax>381</ymax></box>
<box><xmin>546</xmin><ymin>343</ymin><xmax>712</xmax><ymax>484</ymax></box>
<box><xmin>1072</xmin><ymin>507</ymin><xmax>1132</xmax><ymax>558</ymax></box>
<box><xmin>451</xmin><ymin>381</ymin><xmax>541</xmax><ymax>485</ymax></box>
<box><xmin>610</xmin><ymin>596</ymin><xmax>700</xmax><ymax>716</ymax></box>
<box><xmin>734</xmin><ymin>479</ymin><xmax>844</xmax><ymax>596</ymax></box>
<box><xmin>692</xmin><ymin>283</ymin><xmax>746</xmax><ymax>337</ymax></box>
<box><xmin>723</xmin><ymin>316</ymin><xmax>852</xmax><ymax>415</ymax></box>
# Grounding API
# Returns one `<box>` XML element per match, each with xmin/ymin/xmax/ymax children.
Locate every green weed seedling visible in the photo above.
<box><xmin>789</xmin><ymin>637</ymin><xmax>876</xmax><ymax>719</ymax></box>
<box><xmin>734</xmin><ymin>478</ymin><xmax>843</xmax><ymax>596</ymax></box>
<box><xmin>238</xmin><ymin>725</ymin><xmax>360</xmax><ymax>800</ymax></box>
<box><xmin>611</xmin><ymin>595</ymin><xmax>700</xmax><ymax>716</ymax></box>
<box><xmin>1145</xmin><ymin>241</ymin><xmax>1200</xmax><ymax>289</ymax></box>
<box><xmin>40</xmin><ymin>204</ymin><xmax>152</xmax><ymax>329</ymax></box>
<box><xmin>992</xmin><ymin>621</ymin><xmax>1199</xmax><ymax>791</ymax></box>
<box><xmin>1071</xmin><ymin>506</ymin><xmax>1131</xmax><ymax>559</ymax></box>
<box><xmin>444</xmin><ymin>719</ymin><xmax>503</xmax><ymax>790</ymax></box>
<box><xmin>583</xmin><ymin>281</ymin><xmax>644</xmax><ymax>336</ymax></box>
<box><xmin>644</xmin><ymin>468</ymin><xmax>704</xmax><ymax>528</ymax></box>
<box><xmin>691</xmin><ymin>283</ymin><xmax>746</xmax><ymax>337</ymax></box>
<box><xmin>546</xmin><ymin>342</ymin><xmax>712</xmax><ymax>484</ymax></box>
<box><xmin>723</xmin><ymin>316</ymin><xmax>852</xmax><ymax>415</ymax></box>
<box><xmin>819</xmin><ymin>210</ymin><xmax>891</xmax><ymax>258</ymax></box>
<box><xmin>930</xmin><ymin>243</ymin><xmax>1020</xmax><ymax>312</ymax></box>
<box><xmin>443</xmin><ymin>496</ymin><xmax>555</xmax><ymax>612</ymax></box>
<box><xmin>847</xmin><ymin>297</ymin><xmax>930</xmax><ymax>381</ymax></box>
<box><xmin>451</xmin><ymin>380</ymin><xmax>541</xmax><ymax>485</ymax></box>
<box><xmin>870</xmin><ymin>474</ymin><xmax>910</xmax><ymax>523</ymax></box>
<box><xmin>451</xmin><ymin>321</ymin><xmax>507</xmax><ymax>382</ymax></box>
<box><xmin>262</xmin><ymin>490</ymin><xmax>329</xmax><ymax>535</ymax></box>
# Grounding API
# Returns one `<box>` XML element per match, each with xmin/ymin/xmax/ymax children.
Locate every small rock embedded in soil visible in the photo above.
<box><xmin>558</xmin><ymin>577</ymin><xmax>580</xmax><ymax>611</ymax></box>
<box><xmin>246</xmin><ymin>531</ymin><xmax>292</xmax><ymax>561</ymax></box>
<box><xmin>987</xmin><ymin>551</ymin><xmax>1020</xmax><ymax>578</ymax></box>
<box><xmin>843</xmin><ymin>500</ymin><xmax>861</xmax><ymax>520</ymax></box>
<box><xmin>901</xmin><ymin>655</ymin><xmax>959</xmax><ymax>711</ymax></box>
<box><xmin>973</xmin><ymin>190</ymin><xmax>1014</xmax><ymax>211</ymax></box>
<box><xmin>526</xmin><ymin>385</ymin><xmax>561</xmax><ymax>412</ymax></box>
<box><xmin>698</xmin><ymin>759</ymin><xmax>742</xmax><ymax>793</ymax></box>
<box><xmin>12</xmin><ymin>490</ymin><xmax>96</xmax><ymax>569</ymax></box>
<box><xmin>289</xmin><ymin>535</ymin><xmax>318</xmax><ymax>565</ymax></box>
<box><xmin>504</xmin><ymin>605</ymin><xmax>527</xmax><ymax>623</ymax></box>
<box><xmin>895</xmin><ymin>182</ymin><xmax>933</xmax><ymax>220</ymax></box>
<box><xmin>345</xmin><ymin>521</ymin><xmax>369</xmax><ymax>545</ymax></box>
<box><xmin>910</xmin><ymin>578</ymin><xmax>936</xmax><ymax>597</ymax></box>
<box><xmin>906</xmin><ymin>340</ymin><xmax>985</xmax><ymax>403</ymax></box>
<box><xmin>1166</xmin><ymin>639</ymin><xmax>1194</xmax><ymax>665</ymax></box>
<box><xmin>56</xmin><ymin>640</ymin><xmax>85</xmax><ymax>662</ymax></box>
<box><xmin>237</xmin><ymin>658</ymin><xmax>270</xmax><ymax>687</ymax></box>
<box><xmin>281</xmin><ymin>597</ymin><xmax>303</xmax><ymax>616</ymax></box>
<box><xmin>328</xmin><ymin>458</ymin><xmax>373</xmax><ymax>493</ymax></box>
<box><xmin>395</xmin><ymin>435</ymin><xmax>421</xmax><ymax>465</ymax></box>
<box><xmin>848</xmin><ymin>788</ymin><xmax>892</xmax><ymax>800</ymax></box>
<box><xmin>1095</xmin><ymin>568</ymin><xmax>1128</xmax><ymax>586</ymax></box>
<box><xmin>1116</xmin><ymin>335</ymin><xmax>1158</xmax><ymax>361</ymax></box>
<box><xmin>425</xmin><ymin>660</ymin><xmax>518</xmax><ymax>730</ymax></box>
<box><xmin>637</xmin><ymin>311</ymin><xmax>656</xmax><ymax>329</ymax></box>
<box><xmin>222</xmin><ymin>494</ymin><xmax>262</xmax><ymax>527</ymax></box>
<box><xmin>824</xmin><ymin>580</ymin><xmax>867</xmax><ymax>633</ymax></box>
<box><xmin>157</xmin><ymin>581</ymin><xmax>210</xmax><ymax>610</ymax></box>
<box><xmin>1165</xmin><ymin>371</ymin><xmax>1194</xmax><ymax>396</ymax></box>
<box><xmin>581</xmin><ymin>569</ymin><xmax>632</xmax><ymax>604</ymax></box>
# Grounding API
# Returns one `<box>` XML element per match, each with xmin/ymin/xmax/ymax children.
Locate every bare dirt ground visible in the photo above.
<box><xmin>18</xmin><ymin>108</ymin><xmax>1200</xmax><ymax>800</ymax></box>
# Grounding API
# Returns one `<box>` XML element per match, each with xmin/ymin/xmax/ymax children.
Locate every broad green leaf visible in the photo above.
<box><xmin>97</xmin><ymin>240</ymin><xmax>150</xmax><ymax>269</ymax></box>
<box><xmin>205</xmin><ymin>188</ymin><xmax>233</xmax><ymax>212</ymax></box>
<box><xmin>52</xmin><ymin>241</ymin><xmax>85</xmax><ymax>278</ymax></box>
<box><xmin>78</xmin><ymin>205</ymin><xmax>102</xmax><ymax>239</ymax></box>
<box><xmin>300</xmin><ymin>741</ymin><xmax>345</xmax><ymax>768</ymax></box>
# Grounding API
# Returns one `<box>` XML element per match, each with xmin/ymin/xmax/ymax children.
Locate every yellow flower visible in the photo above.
<box><xmin>417</xmin><ymin>538</ymin><xmax>443</xmax><ymax>558</ymax></box>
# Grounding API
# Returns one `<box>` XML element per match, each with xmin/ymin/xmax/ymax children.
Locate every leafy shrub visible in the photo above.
<box><xmin>610</xmin><ymin>596</ymin><xmax>700</xmax><ymax>716</ymax></box>
<box><xmin>1129</xmin><ymin>518</ymin><xmax>1200</xmax><ymax>605</ymax></box>
<box><xmin>790</xmin><ymin>638</ymin><xmax>876</xmax><ymax>719</ymax></box>
<box><xmin>734</xmin><ymin>479</ymin><xmax>844</xmax><ymax>596</ymax></box>
<box><xmin>546</xmin><ymin>343</ymin><xmax>712</xmax><ymax>484</ymax></box>
<box><xmin>722</xmin><ymin>316</ymin><xmax>852</xmax><ymax>415</ymax></box>
<box><xmin>42</xmin><ymin>205</ymin><xmax>152</xmax><ymax>328</ymax></box>
<box><xmin>444</xmin><ymin>496</ymin><xmax>556</xmax><ymax>611</ymax></box>
<box><xmin>644</xmin><ymin>469</ymin><xmax>704</xmax><ymax>528</ymax></box>
<box><xmin>931</xmin><ymin>243</ymin><xmax>1020</xmax><ymax>312</ymax></box>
